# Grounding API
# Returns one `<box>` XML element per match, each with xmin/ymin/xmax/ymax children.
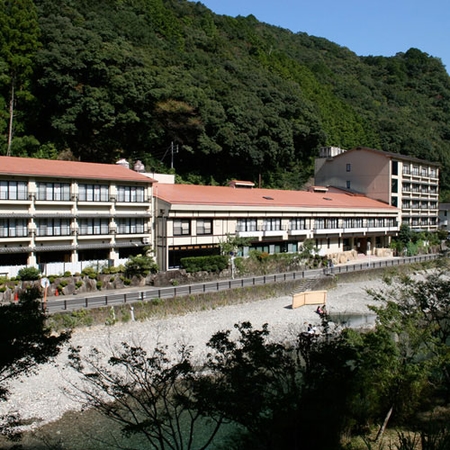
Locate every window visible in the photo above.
<box><xmin>391</xmin><ymin>179</ymin><xmax>398</xmax><ymax>193</ymax></box>
<box><xmin>346</xmin><ymin>180</ymin><xmax>351</xmax><ymax>189</ymax></box>
<box><xmin>392</xmin><ymin>161</ymin><xmax>398</xmax><ymax>176</ymax></box>
<box><xmin>78</xmin><ymin>184</ymin><xmax>109</xmax><ymax>202</ymax></box>
<box><xmin>315</xmin><ymin>218</ymin><xmax>338</xmax><ymax>229</ymax></box>
<box><xmin>196</xmin><ymin>219</ymin><xmax>212</xmax><ymax>235</ymax></box>
<box><xmin>263</xmin><ymin>218</ymin><xmax>281</xmax><ymax>231</ymax></box>
<box><xmin>290</xmin><ymin>218</ymin><xmax>305</xmax><ymax>230</ymax></box>
<box><xmin>391</xmin><ymin>196</ymin><xmax>398</xmax><ymax>207</ymax></box>
<box><xmin>173</xmin><ymin>219</ymin><xmax>190</xmax><ymax>236</ymax></box>
<box><xmin>78</xmin><ymin>218</ymin><xmax>109</xmax><ymax>235</ymax></box>
<box><xmin>117</xmin><ymin>185</ymin><xmax>145</xmax><ymax>202</ymax></box>
<box><xmin>36</xmin><ymin>218</ymin><xmax>71</xmax><ymax>236</ymax></box>
<box><xmin>0</xmin><ymin>181</ymin><xmax>28</xmax><ymax>200</ymax></box>
<box><xmin>236</xmin><ymin>219</ymin><xmax>257</xmax><ymax>232</ymax></box>
<box><xmin>343</xmin><ymin>218</ymin><xmax>363</xmax><ymax>229</ymax></box>
<box><xmin>346</xmin><ymin>163</ymin><xmax>351</xmax><ymax>172</ymax></box>
<box><xmin>36</xmin><ymin>183</ymin><xmax>70</xmax><ymax>201</ymax></box>
<box><xmin>0</xmin><ymin>219</ymin><xmax>28</xmax><ymax>237</ymax></box>
<box><xmin>117</xmin><ymin>218</ymin><xmax>145</xmax><ymax>234</ymax></box>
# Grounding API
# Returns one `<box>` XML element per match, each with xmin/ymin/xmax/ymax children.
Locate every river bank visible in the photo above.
<box><xmin>0</xmin><ymin>275</ymin><xmax>390</xmax><ymax>433</ymax></box>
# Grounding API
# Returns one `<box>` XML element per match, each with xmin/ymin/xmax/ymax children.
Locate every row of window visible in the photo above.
<box><xmin>402</xmin><ymin>200</ymin><xmax>438</xmax><ymax>210</ymax></box>
<box><xmin>172</xmin><ymin>217</ymin><xmax>397</xmax><ymax>236</ymax></box>
<box><xmin>401</xmin><ymin>182</ymin><xmax>438</xmax><ymax>194</ymax></box>
<box><xmin>404</xmin><ymin>217</ymin><xmax>438</xmax><ymax>227</ymax></box>
<box><xmin>0</xmin><ymin>218</ymin><xmax>147</xmax><ymax>237</ymax></box>
<box><xmin>402</xmin><ymin>164</ymin><xmax>438</xmax><ymax>178</ymax></box>
<box><xmin>0</xmin><ymin>181</ymin><xmax>147</xmax><ymax>202</ymax></box>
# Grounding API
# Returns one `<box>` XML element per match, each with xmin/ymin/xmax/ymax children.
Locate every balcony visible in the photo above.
<box><xmin>236</xmin><ymin>229</ymin><xmax>263</xmax><ymax>238</ymax></box>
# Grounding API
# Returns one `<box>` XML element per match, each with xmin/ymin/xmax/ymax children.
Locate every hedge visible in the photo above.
<box><xmin>180</xmin><ymin>255</ymin><xmax>228</xmax><ymax>273</ymax></box>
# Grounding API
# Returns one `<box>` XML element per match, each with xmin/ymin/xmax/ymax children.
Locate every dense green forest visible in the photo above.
<box><xmin>2</xmin><ymin>0</ymin><xmax>450</xmax><ymax>195</ymax></box>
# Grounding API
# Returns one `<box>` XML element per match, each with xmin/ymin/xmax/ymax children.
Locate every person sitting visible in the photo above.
<box><xmin>316</xmin><ymin>305</ymin><xmax>327</xmax><ymax>317</ymax></box>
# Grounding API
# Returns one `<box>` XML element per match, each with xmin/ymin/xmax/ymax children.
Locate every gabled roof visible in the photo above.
<box><xmin>155</xmin><ymin>183</ymin><xmax>398</xmax><ymax>211</ymax></box>
<box><xmin>337</xmin><ymin>147</ymin><xmax>440</xmax><ymax>167</ymax></box>
<box><xmin>0</xmin><ymin>156</ymin><xmax>155</xmax><ymax>183</ymax></box>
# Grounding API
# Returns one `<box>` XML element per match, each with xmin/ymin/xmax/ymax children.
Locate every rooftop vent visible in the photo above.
<box><xmin>133</xmin><ymin>160</ymin><xmax>145</xmax><ymax>173</ymax></box>
<box><xmin>228</xmin><ymin>180</ymin><xmax>255</xmax><ymax>189</ymax></box>
<box><xmin>116</xmin><ymin>158</ymin><xmax>130</xmax><ymax>169</ymax></box>
<box><xmin>308</xmin><ymin>186</ymin><xmax>329</xmax><ymax>193</ymax></box>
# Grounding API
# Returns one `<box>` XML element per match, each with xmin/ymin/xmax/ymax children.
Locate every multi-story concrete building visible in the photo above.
<box><xmin>0</xmin><ymin>156</ymin><xmax>154</xmax><ymax>269</ymax></box>
<box><xmin>438</xmin><ymin>203</ymin><xmax>450</xmax><ymax>231</ymax></box>
<box><xmin>154</xmin><ymin>180</ymin><xmax>400</xmax><ymax>271</ymax></box>
<box><xmin>0</xmin><ymin>155</ymin><xmax>401</xmax><ymax>275</ymax></box>
<box><xmin>315</xmin><ymin>147</ymin><xmax>440</xmax><ymax>232</ymax></box>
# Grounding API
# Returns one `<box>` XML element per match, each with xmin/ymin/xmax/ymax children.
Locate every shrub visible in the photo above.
<box><xmin>81</xmin><ymin>267</ymin><xmax>98</xmax><ymax>279</ymax></box>
<box><xmin>180</xmin><ymin>255</ymin><xmax>228</xmax><ymax>273</ymax></box>
<box><xmin>125</xmin><ymin>254</ymin><xmax>158</xmax><ymax>278</ymax></box>
<box><xmin>63</xmin><ymin>271</ymin><xmax>72</xmax><ymax>277</ymax></box>
<box><xmin>96</xmin><ymin>280</ymin><xmax>103</xmax><ymax>290</ymax></box>
<box><xmin>17</xmin><ymin>266</ymin><xmax>41</xmax><ymax>281</ymax></box>
<box><xmin>75</xmin><ymin>280</ymin><xmax>83</xmax><ymax>289</ymax></box>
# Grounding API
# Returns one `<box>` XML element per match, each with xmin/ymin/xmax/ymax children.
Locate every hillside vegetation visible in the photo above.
<box><xmin>2</xmin><ymin>0</ymin><xmax>450</xmax><ymax>195</ymax></box>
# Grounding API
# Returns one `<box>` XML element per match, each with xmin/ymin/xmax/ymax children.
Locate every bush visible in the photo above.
<box><xmin>180</xmin><ymin>255</ymin><xmax>228</xmax><ymax>273</ymax></box>
<box><xmin>17</xmin><ymin>266</ymin><xmax>41</xmax><ymax>281</ymax></box>
<box><xmin>63</xmin><ymin>271</ymin><xmax>72</xmax><ymax>277</ymax></box>
<box><xmin>81</xmin><ymin>267</ymin><xmax>98</xmax><ymax>279</ymax></box>
<box><xmin>125</xmin><ymin>254</ymin><xmax>158</xmax><ymax>278</ymax></box>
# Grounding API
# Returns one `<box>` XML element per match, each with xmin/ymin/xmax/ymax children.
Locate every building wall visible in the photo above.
<box><xmin>155</xmin><ymin>197</ymin><xmax>399</xmax><ymax>270</ymax></box>
<box><xmin>0</xmin><ymin>175</ymin><xmax>153</xmax><ymax>269</ymax></box>
<box><xmin>315</xmin><ymin>149</ymin><xmax>390</xmax><ymax>203</ymax></box>
<box><xmin>315</xmin><ymin>148</ymin><xmax>439</xmax><ymax>232</ymax></box>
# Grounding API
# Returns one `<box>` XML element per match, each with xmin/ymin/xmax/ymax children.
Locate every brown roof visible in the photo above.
<box><xmin>155</xmin><ymin>183</ymin><xmax>398</xmax><ymax>210</ymax></box>
<box><xmin>0</xmin><ymin>156</ymin><xmax>154</xmax><ymax>183</ymax></box>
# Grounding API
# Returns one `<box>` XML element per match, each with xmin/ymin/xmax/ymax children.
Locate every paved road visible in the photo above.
<box><xmin>44</xmin><ymin>254</ymin><xmax>439</xmax><ymax>313</ymax></box>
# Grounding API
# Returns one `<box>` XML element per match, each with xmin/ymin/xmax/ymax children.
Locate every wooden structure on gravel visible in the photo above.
<box><xmin>292</xmin><ymin>290</ymin><xmax>327</xmax><ymax>309</ymax></box>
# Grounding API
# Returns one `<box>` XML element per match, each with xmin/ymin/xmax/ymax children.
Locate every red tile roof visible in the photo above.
<box><xmin>0</xmin><ymin>156</ymin><xmax>154</xmax><ymax>183</ymax></box>
<box><xmin>155</xmin><ymin>183</ymin><xmax>398</xmax><ymax>210</ymax></box>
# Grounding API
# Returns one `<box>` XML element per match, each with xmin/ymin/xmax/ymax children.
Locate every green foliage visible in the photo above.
<box><xmin>16</xmin><ymin>266</ymin><xmax>40</xmax><ymax>281</ymax></box>
<box><xmin>0</xmin><ymin>0</ymin><xmax>446</xmax><ymax>189</ymax></box>
<box><xmin>180</xmin><ymin>255</ymin><xmax>228</xmax><ymax>273</ymax></box>
<box><xmin>68</xmin><ymin>341</ymin><xmax>222</xmax><ymax>450</ymax></box>
<box><xmin>219</xmin><ymin>233</ymin><xmax>251</xmax><ymax>256</ymax></box>
<box><xmin>50</xmin><ymin>309</ymin><xmax>93</xmax><ymax>330</ymax></box>
<box><xmin>0</xmin><ymin>286</ymin><xmax>70</xmax><ymax>437</ymax></box>
<box><xmin>75</xmin><ymin>280</ymin><xmax>83</xmax><ymax>289</ymax></box>
<box><xmin>81</xmin><ymin>267</ymin><xmax>98</xmax><ymax>279</ymax></box>
<box><xmin>124</xmin><ymin>254</ymin><xmax>158</xmax><ymax>278</ymax></box>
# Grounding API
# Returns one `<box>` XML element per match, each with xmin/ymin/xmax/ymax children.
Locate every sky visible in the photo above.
<box><xmin>197</xmin><ymin>0</ymin><xmax>450</xmax><ymax>73</ymax></box>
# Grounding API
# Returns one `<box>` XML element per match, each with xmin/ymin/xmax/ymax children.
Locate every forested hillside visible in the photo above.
<box><xmin>2</xmin><ymin>0</ymin><xmax>450</xmax><ymax>195</ymax></box>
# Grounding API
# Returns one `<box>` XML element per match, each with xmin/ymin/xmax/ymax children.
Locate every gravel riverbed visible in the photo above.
<box><xmin>1</xmin><ymin>277</ymin><xmax>387</xmax><ymax>430</ymax></box>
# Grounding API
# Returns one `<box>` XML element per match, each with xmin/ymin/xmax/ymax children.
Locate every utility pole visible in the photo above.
<box><xmin>170</xmin><ymin>142</ymin><xmax>179</xmax><ymax>169</ymax></box>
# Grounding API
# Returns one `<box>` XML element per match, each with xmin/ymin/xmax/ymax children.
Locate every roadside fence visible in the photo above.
<box><xmin>45</xmin><ymin>254</ymin><xmax>439</xmax><ymax>314</ymax></box>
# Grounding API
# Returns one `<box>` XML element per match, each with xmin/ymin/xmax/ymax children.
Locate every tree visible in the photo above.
<box><xmin>0</xmin><ymin>0</ymin><xmax>40</xmax><ymax>156</ymax></box>
<box><xmin>68</xmin><ymin>342</ymin><xmax>223</xmax><ymax>450</ymax></box>
<box><xmin>196</xmin><ymin>322</ymin><xmax>306</xmax><ymax>449</ymax></box>
<box><xmin>0</xmin><ymin>287</ymin><xmax>70</xmax><ymax>440</ymax></box>
<box><xmin>364</xmin><ymin>271</ymin><xmax>450</xmax><ymax>440</ymax></box>
<box><xmin>125</xmin><ymin>251</ymin><xmax>159</xmax><ymax>278</ymax></box>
